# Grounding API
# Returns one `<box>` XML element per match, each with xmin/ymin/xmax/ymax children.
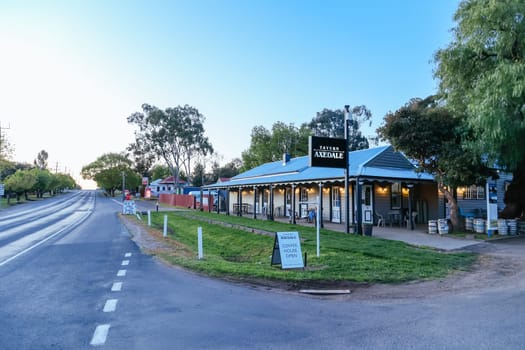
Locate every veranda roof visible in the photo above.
<box><xmin>206</xmin><ymin>145</ymin><xmax>434</xmax><ymax>189</ymax></box>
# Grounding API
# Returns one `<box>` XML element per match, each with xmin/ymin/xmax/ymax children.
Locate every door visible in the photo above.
<box><xmin>332</xmin><ymin>187</ymin><xmax>341</xmax><ymax>223</ymax></box>
<box><xmin>362</xmin><ymin>185</ymin><xmax>373</xmax><ymax>224</ymax></box>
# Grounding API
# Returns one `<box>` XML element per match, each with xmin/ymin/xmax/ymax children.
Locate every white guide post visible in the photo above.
<box><xmin>197</xmin><ymin>227</ymin><xmax>203</xmax><ymax>259</ymax></box>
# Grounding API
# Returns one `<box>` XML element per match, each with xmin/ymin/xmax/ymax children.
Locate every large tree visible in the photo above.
<box><xmin>0</xmin><ymin>161</ymin><xmax>30</xmax><ymax>182</ymax></box>
<box><xmin>81</xmin><ymin>153</ymin><xmax>140</xmax><ymax>196</ymax></box>
<box><xmin>4</xmin><ymin>169</ymin><xmax>36</xmax><ymax>202</ymax></box>
<box><xmin>378</xmin><ymin>96</ymin><xmax>495</xmax><ymax>230</ymax></box>
<box><xmin>128</xmin><ymin>104</ymin><xmax>213</xmax><ymax>193</ymax></box>
<box><xmin>434</xmin><ymin>0</ymin><xmax>525</xmax><ymax>218</ymax></box>
<box><xmin>31</xmin><ymin>168</ymin><xmax>53</xmax><ymax>198</ymax></box>
<box><xmin>127</xmin><ymin>138</ymin><xmax>156</xmax><ymax>179</ymax></box>
<box><xmin>241</xmin><ymin>122</ymin><xmax>310</xmax><ymax>170</ymax></box>
<box><xmin>304</xmin><ymin>105</ymin><xmax>372</xmax><ymax>151</ymax></box>
<box><xmin>0</xmin><ymin>130</ymin><xmax>14</xmax><ymax>160</ymax></box>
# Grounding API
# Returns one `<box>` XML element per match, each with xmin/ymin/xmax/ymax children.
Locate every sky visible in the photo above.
<box><xmin>0</xmin><ymin>0</ymin><xmax>459</xmax><ymax>188</ymax></box>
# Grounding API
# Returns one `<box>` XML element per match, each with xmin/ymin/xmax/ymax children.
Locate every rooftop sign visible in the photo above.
<box><xmin>309</xmin><ymin>136</ymin><xmax>347</xmax><ymax>168</ymax></box>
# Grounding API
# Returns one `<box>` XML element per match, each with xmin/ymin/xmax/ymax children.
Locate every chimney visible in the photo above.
<box><xmin>282</xmin><ymin>153</ymin><xmax>291</xmax><ymax>165</ymax></box>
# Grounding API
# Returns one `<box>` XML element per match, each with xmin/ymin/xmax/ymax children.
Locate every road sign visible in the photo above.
<box><xmin>0</xmin><ymin>184</ymin><xmax>4</xmax><ymax>196</ymax></box>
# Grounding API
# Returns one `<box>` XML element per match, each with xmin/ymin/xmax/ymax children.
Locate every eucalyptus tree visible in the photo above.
<box><xmin>128</xmin><ymin>104</ymin><xmax>213</xmax><ymax>193</ymax></box>
<box><xmin>34</xmin><ymin>150</ymin><xmax>49</xmax><ymax>169</ymax></box>
<box><xmin>434</xmin><ymin>0</ymin><xmax>525</xmax><ymax>218</ymax></box>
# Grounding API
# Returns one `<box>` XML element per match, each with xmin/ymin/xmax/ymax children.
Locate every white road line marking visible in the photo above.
<box><xmin>111</xmin><ymin>282</ymin><xmax>122</xmax><ymax>292</ymax></box>
<box><xmin>90</xmin><ymin>324</ymin><xmax>110</xmax><ymax>346</ymax></box>
<box><xmin>117</xmin><ymin>269</ymin><xmax>127</xmax><ymax>277</ymax></box>
<box><xmin>103</xmin><ymin>299</ymin><xmax>118</xmax><ymax>312</ymax></box>
<box><xmin>0</xmin><ymin>211</ymin><xmax>92</xmax><ymax>267</ymax></box>
<box><xmin>121</xmin><ymin>260</ymin><xmax>129</xmax><ymax>266</ymax></box>
<box><xmin>125</xmin><ymin>252</ymin><xmax>132</xmax><ymax>257</ymax></box>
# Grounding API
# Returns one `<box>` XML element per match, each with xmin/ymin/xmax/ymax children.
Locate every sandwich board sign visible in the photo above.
<box><xmin>271</xmin><ymin>231</ymin><xmax>304</xmax><ymax>269</ymax></box>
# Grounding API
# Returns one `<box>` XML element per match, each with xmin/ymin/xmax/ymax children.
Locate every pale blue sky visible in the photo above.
<box><xmin>0</xmin><ymin>0</ymin><xmax>459</xmax><ymax>186</ymax></box>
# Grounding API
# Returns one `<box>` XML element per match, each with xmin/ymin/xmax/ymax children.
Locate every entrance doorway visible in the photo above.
<box><xmin>332</xmin><ymin>187</ymin><xmax>341</xmax><ymax>223</ymax></box>
<box><xmin>362</xmin><ymin>184</ymin><xmax>373</xmax><ymax>224</ymax></box>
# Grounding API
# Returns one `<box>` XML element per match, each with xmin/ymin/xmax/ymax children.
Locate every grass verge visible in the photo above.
<box><xmin>143</xmin><ymin>211</ymin><xmax>476</xmax><ymax>284</ymax></box>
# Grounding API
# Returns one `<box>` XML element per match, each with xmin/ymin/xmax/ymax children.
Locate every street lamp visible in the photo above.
<box><xmin>344</xmin><ymin>105</ymin><xmax>351</xmax><ymax>234</ymax></box>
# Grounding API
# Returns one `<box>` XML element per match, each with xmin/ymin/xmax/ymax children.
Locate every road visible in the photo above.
<box><xmin>1</xmin><ymin>190</ymin><xmax>524</xmax><ymax>349</ymax></box>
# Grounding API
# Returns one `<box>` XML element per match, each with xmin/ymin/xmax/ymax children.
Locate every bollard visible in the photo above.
<box><xmin>304</xmin><ymin>252</ymin><xmax>307</xmax><ymax>268</ymax></box>
<box><xmin>147</xmin><ymin>210</ymin><xmax>151</xmax><ymax>226</ymax></box>
<box><xmin>197</xmin><ymin>227</ymin><xmax>203</xmax><ymax>259</ymax></box>
<box><xmin>163</xmin><ymin>214</ymin><xmax>168</xmax><ymax>237</ymax></box>
<box><xmin>156</xmin><ymin>201</ymin><xmax>159</xmax><ymax>212</ymax></box>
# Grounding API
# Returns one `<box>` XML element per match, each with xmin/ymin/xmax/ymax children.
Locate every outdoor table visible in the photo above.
<box><xmin>387</xmin><ymin>209</ymin><xmax>402</xmax><ymax>227</ymax></box>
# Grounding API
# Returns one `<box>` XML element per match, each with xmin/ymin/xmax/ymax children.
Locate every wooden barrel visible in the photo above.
<box><xmin>428</xmin><ymin>220</ymin><xmax>438</xmax><ymax>234</ymax></box>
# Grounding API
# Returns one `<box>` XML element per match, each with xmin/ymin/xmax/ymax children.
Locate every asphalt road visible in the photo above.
<box><xmin>1</xmin><ymin>191</ymin><xmax>524</xmax><ymax>349</ymax></box>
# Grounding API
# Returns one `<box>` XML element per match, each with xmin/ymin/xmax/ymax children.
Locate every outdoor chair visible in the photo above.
<box><xmin>375</xmin><ymin>211</ymin><xmax>385</xmax><ymax>227</ymax></box>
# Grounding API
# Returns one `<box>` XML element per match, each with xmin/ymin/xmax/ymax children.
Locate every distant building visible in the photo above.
<box><xmin>149</xmin><ymin>176</ymin><xmax>188</xmax><ymax>196</ymax></box>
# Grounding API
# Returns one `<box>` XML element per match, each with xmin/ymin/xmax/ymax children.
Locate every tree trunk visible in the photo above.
<box><xmin>500</xmin><ymin>163</ymin><xmax>525</xmax><ymax>219</ymax></box>
<box><xmin>438</xmin><ymin>182</ymin><xmax>460</xmax><ymax>232</ymax></box>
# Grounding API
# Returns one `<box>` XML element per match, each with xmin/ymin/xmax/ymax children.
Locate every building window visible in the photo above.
<box><xmin>332</xmin><ymin>187</ymin><xmax>341</xmax><ymax>207</ymax></box>
<box><xmin>462</xmin><ymin>185</ymin><xmax>485</xmax><ymax>200</ymax></box>
<box><xmin>300</xmin><ymin>188</ymin><xmax>308</xmax><ymax>202</ymax></box>
<box><xmin>391</xmin><ymin>182</ymin><xmax>401</xmax><ymax>209</ymax></box>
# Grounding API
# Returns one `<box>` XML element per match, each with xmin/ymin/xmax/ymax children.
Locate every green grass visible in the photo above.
<box><xmin>145</xmin><ymin>211</ymin><xmax>476</xmax><ymax>284</ymax></box>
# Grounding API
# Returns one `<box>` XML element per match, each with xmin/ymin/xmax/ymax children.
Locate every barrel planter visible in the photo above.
<box><xmin>438</xmin><ymin>219</ymin><xmax>449</xmax><ymax>235</ymax></box>
<box><xmin>465</xmin><ymin>217</ymin><xmax>474</xmax><ymax>231</ymax></box>
<box><xmin>518</xmin><ymin>220</ymin><xmax>525</xmax><ymax>235</ymax></box>
<box><xmin>507</xmin><ymin>219</ymin><xmax>518</xmax><ymax>235</ymax></box>
<box><xmin>473</xmin><ymin>218</ymin><xmax>485</xmax><ymax>234</ymax></box>
<box><xmin>497</xmin><ymin>219</ymin><xmax>508</xmax><ymax>235</ymax></box>
<box><xmin>428</xmin><ymin>220</ymin><xmax>438</xmax><ymax>234</ymax></box>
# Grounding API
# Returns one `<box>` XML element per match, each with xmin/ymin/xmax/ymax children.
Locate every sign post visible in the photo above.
<box><xmin>271</xmin><ymin>232</ymin><xmax>304</xmax><ymax>269</ymax></box>
<box><xmin>316</xmin><ymin>195</ymin><xmax>320</xmax><ymax>257</ymax></box>
<box><xmin>487</xmin><ymin>179</ymin><xmax>498</xmax><ymax>236</ymax></box>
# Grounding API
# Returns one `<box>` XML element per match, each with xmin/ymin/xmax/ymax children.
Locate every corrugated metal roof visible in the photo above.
<box><xmin>207</xmin><ymin>145</ymin><xmax>434</xmax><ymax>188</ymax></box>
